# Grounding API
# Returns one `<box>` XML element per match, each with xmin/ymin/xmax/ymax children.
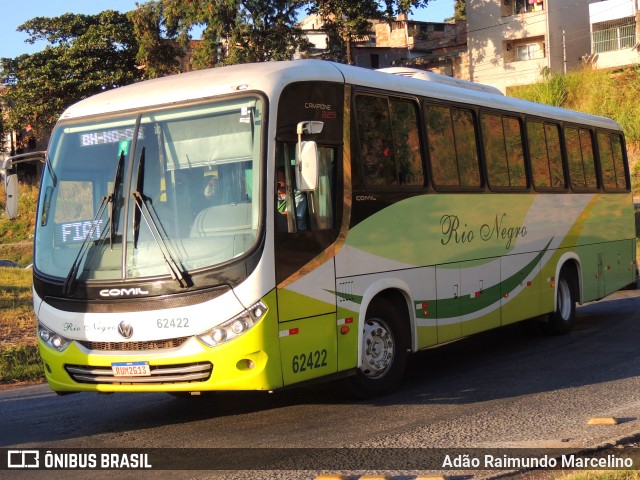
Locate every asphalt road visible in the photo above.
<box><xmin>2</xmin><ymin>288</ymin><xmax>640</xmax><ymax>479</ymax></box>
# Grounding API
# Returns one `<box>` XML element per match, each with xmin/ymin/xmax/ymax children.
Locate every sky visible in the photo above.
<box><xmin>0</xmin><ymin>0</ymin><xmax>455</xmax><ymax>59</ymax></box>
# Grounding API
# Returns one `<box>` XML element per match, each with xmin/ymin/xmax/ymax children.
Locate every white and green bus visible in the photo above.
<box><xmin>4</xmin><ymin>60</ymin><xmax>635</xmax><ymax>397</ymax></box>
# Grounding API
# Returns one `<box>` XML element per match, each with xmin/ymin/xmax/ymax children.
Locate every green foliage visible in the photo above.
<box><xmin>0</xmin><ymin>181</ymin><xmax>37</xmax><ymax>265</ymax></box>
<box><xmin>162</xmin><ymin>0</ymin><xmax>310</xmax><ymax>69</ymax></box>
<box><xmin>128</xmin><ymin>1</ymin><xmax>182</xmax><ymax>79</ymax></box>
<box><xmin>446</xmin><ymin>0</ymin><xmax>466</xmax><ymax>21</ymax></box>
<box><xmin>510</xmin><ymin>68</ymin><xmax>567</xmax><ymax>106</ymax></box>
<box><xmin>560</xmin><ymin>469</ymin><xmax>640</xmax><ymax>480</ymax></box>
<box><xmin>0</xmin><ymin>346</ymin><xmax>42</xmax><ymax>383</ymax></box>
<box><xmin>309</xmin><ymin>0</ymin><xmax>381</xmax><ymax>64</ymax></box>
<box><xmin>0</xmin><ymin>11</ymin><xmax>143</xmax><ymax>138</ymax></box>
<box><xmin>0</xmin><ymin>266</ymin><xmax>39</xmax><ymax>384</ymax></box>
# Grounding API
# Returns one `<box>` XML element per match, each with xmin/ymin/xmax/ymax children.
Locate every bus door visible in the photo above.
<box><xmin>274</xmin><ymin>144</ymin><xmax>342</xmax><ymax>386</ymax></box>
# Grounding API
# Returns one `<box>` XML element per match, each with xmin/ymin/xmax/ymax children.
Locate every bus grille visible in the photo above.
<box><xmin>65</xmin><ymin>362</ymin><xmax>213</xmax><ymax>385</ymax></box>
<box><xmin>77</xmin><ymin>336</ymin><xmax>189</xmax><ymax>351</ymax></box>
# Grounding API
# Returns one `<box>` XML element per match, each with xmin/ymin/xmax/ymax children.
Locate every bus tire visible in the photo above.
<box><xmin>347</xmin><ymin>297</ymin><xmax>409</xmax><ymax>398</ymax></box>
<box><xmin>544</xmin><ymin>269</ymin><xmax>576</xmax><ymax>335</ymax></box>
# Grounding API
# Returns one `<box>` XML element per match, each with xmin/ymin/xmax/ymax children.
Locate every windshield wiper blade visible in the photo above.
<box><xmin>133</xmin><ymin>147</ymin><xmax>145</xmax><ymax>248</ymax></box>
<box><xmin>109</xmin><ymin>151</ymin><xmax>125</xmax><ymax>249</ymax></box>
<box><xmin>63</xmin><ymin>152</ymin><xmax>125</xmax><ymax>295</ymax></box>
<box><xmin>63</xmin><ymin>195</ymin><xmax>109</xmax><ymax>295</ymax></box>
<box><xmin>132</xmin><ymin>191</ymin><xmax>191</xmax><ymax>289</ymax></box>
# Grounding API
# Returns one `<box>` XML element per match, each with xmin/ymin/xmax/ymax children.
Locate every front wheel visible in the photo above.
<box><xmin>544</xmin><ymin>270</ymin><xmax>576</xmax><ymax>335</ymax></box>
<box><xmin>347</xmin><ymin>298</ymin><xmax>409</xmax><ymax>398</ymax></box>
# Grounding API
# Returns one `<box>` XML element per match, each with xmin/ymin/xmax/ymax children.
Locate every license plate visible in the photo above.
<box><xmin>111</xmin><ymin>361</ymin><xmax>151</xmax><ymax>377</ymax></box>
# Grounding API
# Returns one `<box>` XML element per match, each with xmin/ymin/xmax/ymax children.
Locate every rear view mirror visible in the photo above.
<box><xmin>295</xmin><ymin>121</ymin><xmax>323</xmax><ymax>192</ymax></box>
<box><xmin>295</xmin><ymin>141</ymin><xmax>318</xmax><ymax>191</ymax></box>
<box><xmin>5</xmin><ymin>174</ymin><xmax>18</xmax><ymax>220</ymax></box>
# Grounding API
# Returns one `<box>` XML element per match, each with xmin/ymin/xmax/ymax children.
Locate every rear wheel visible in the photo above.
<box><xmin>347</xmin><ymin>298</ymin><xmax>409</xmax><ymax>398</ymax></box>
<box><xmin>544</xmin><ymin>269</ymin><xmax>576</xmax><ymax>335</ymax></box>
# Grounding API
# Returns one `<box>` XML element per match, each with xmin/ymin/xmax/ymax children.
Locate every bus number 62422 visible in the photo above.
<box><xmin>292</xmin><ymin>349</ymin><xmax>328</xmax><ymax>373</ymax></box>
<box><xmin>157</xmin><ymin>318</ymin><xmax>190</xmax><ymax>328</ymax></box>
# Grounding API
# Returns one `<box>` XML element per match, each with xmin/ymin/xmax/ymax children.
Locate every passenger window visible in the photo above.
<box><xmin>481</xmin><ymin>113</ymin><xmax>526</xmax><ymax>189</ymax></box>
<box><xmin>425</xmin><ymin>103</ymin><xmax>480</xmax><ymax>188</ymax></box>
<box><xmin>598</xmin><ymin>132</ymin><xmax>628</xmax><ymax>191</ymax></box>
<box><xmin>566</xmin><ymin>127</ymin><xmax>597</xmax><ymax>189</ymax></box>
<box><xmin>611</xmin><ymin>134</ymin><xmax>628</xmax><ymax>190</ymax></box>
<box><xmin>355</xmin><ymin>94</ymin><xmax>423</xmax><ymax>187</ymax></box>
<box><xmin>527</xmin><ymin>120</ymin><xmax>564</xmax><ymax>190</ymax></box>
<box><xmin>389</xmin><ymin>98</ymin><xmax>423</xmax><ymax>185</ymax></box>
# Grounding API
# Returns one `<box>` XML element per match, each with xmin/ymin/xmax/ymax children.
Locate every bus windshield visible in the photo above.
<box><xmin>35</xmin><ymin>96</ymin><xmax>264</xmax><ymax>282</ymax></box>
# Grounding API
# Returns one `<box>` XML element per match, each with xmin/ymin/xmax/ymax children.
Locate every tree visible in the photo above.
<box><xmin>161</xmin><ymin>0</ymin><xmax>309</xmax><ymax>69</ymax></box>
<box><xmin>0</xmin><ymin>11</ymin><xmax>142</xmax><ymax>140</ymax></box>
<box><xmin>307</xmin><ymin>0</ymin><xmax>431</xmax><ymax>65</ymax></box>
<box><xmin>446</xmin><ymin>0</ymin><xmax>466</xmax><ymax>22</ymax></box>
<box><xmin>128</xmin><ymin>1</ymin><xmax>182</xmax><ymax>79</ymax></box>
<box><xmin>308</xmin><ymin>0</ymin><xmax>380</xmax><ymax>64</ymax></box>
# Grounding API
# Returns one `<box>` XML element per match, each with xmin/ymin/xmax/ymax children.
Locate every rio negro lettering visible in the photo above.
<box><xmin>440</xmin><ymin>213</ymin><xmax>527</xmax><ymax>250</ymax></box>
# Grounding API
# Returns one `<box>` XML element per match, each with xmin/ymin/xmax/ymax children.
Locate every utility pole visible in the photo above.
<box><xmin>562</xmin><ymin>29</ymin><xmax>567</xmax><ymax>74</ymax></box>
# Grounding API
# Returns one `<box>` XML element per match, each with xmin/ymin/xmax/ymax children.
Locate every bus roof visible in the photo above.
<box><xmin>60</xmin><ymin>60</ymin><xmax>621</xmax><ymax>131</ymax></box>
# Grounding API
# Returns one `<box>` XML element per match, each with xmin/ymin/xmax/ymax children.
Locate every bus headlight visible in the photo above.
<box><xmin>38</xmin><ymin>322</ymin><xmax>71</xmax><ymax>352</ymax></box>
<box><xmin>197</xmin><ymin>301</ymin><xmax>267</xmax><ymax>347</ymax></box>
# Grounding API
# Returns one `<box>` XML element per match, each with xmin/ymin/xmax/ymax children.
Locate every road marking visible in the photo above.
<box><xmin>587</xmin><ymin>416</ymin><xmax>618</xmax><ymax>425</ymax></box>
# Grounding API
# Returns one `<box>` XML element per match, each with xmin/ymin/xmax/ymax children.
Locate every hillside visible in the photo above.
<box><xmin>508</xmin><ymin>67</ymin><xmax>640</xmax><ymax>195</ymax></box>
<box><xmin>0</xmin><ymin>181</ymin><xmax>37</xmax><ymax>266</ymax></box>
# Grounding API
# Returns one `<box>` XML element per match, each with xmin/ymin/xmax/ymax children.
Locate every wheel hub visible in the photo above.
<box><xmin>361</xmin><ymin>320</ymin><xmax>394</xmax><ymax>378</ymax></box>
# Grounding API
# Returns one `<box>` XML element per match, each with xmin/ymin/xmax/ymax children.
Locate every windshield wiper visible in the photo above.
<box><xmin>132</xmin><ymin>148</ymin><xmax>190</xmax><ymax>289</ymax></box>
<box><xmin>63</xmin><ymin>152</ymin><xmax>125</xmax><ymax>295</ymax></box>
<box><xmin>109</xmin><ymin>151</ymin><xmax>125</xmax><ymax>248</ymax></box>
<box><xmin>62</xmin><ymin>195</ymin><xmax>109</xmax><ymax>295</ymax></box>
<box><xmin>132</xmin><ymin>148</ymin><xmax>145</xmax><ymax>248</ymax></box>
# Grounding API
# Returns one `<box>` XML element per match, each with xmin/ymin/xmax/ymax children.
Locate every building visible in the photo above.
<box><xmin>586</xmin><ymin>0</ymin><xmax>640</xmax><ymax>70</ymax></box>
<box><xmin>298</xmin><ymin>13</ymin><xmax>469</xmax><ymax>77</ymax></box>
<box><xmin>466</xmin><ymin>0</ymin><xmax>594</xmax><ymax>93</ymax></box>
<box><xmin>366</xmin><ymin>16</ymin><xmax>469</xmax><ymax>77</ymax></box>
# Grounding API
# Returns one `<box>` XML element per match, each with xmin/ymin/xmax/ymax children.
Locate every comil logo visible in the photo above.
<box><xmin>99</xmin><ymin>287</ymin><xmax>149</xmax><ymax>297</ymax></box>
<box><xmin>8</xmin><ymin>450</ymin><xmax>39</xmax><ymax>468</ymax></box>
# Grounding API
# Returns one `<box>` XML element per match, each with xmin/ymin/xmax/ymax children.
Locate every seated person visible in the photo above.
<box><xmin>277</xmin><ymin>167</ymin><xmax>307</xmax><ymax>231</ymax></box>
<box><xmin>203</xmin><ymin>176</ymin><xmax>218</xmax><ymax>200</ymax></box>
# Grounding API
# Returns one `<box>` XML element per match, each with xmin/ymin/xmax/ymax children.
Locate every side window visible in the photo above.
<box><xmin>598</xmin><ymin>132</ymin><xmax>628</xmax><ymax>191</ymax></box>
<box><xmin>424</xmin><ymin>103</ymin><xmax>481</xmax><ymax>188</ymax></box>
<box><xmin>481</xmin><ymin>113</ymin><xmax>527</xmax><ymax>189</ymax></box>
<box><xmin>276</xmin><ymin>144</ymin><xmax>336</xmax><ymax>233</ymax></box>
<box><xmin>355</xmin><ymin>94</ymin><xmax>423</xmax><ymax>187</ymax></box>
<box><xmin>355</xmin><ymin>95</ymin><xmax>395</xmax><ymax>186</ymax></box>
<box><xmin>566</xmin><ymin>127</ymin><xmax>597</xmax><ymax>190</ymax></box>
<box><xmin>390</xmin><ymin>98</ymin><xmax>423</xmax><ymax>185</ymax></box>
<box><xmin>611</xmin><ymin>134</ymin><xmax>628</xmax><ymax>190</ymax></box>
<box><xmin>527</xmin><ymin>120</ymin><xmax>564</xmax><ymax>190</ymax></box>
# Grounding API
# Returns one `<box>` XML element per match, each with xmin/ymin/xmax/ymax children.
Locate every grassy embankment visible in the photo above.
<box><xmin>0</xmin><ymin>181</ymin><xmax>40</xmax><ymax>385</ymax></box>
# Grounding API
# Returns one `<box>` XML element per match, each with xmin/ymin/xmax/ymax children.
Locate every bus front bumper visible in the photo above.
<box><xmin>38</xmin><ymin>316</ymin><xmax>284</xmax><ymax>394</ymax></box>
